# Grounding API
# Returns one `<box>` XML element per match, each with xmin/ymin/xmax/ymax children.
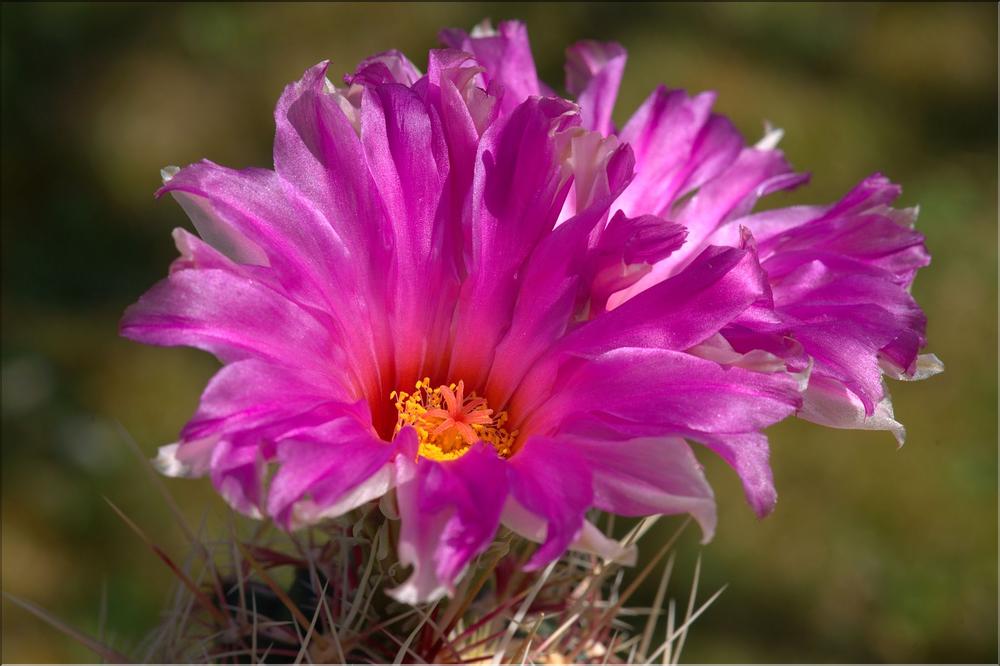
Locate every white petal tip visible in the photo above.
<box><xmin>153</xmin><ymin>443</ymin><xmax>188</xmax><ymax>477</ymax></box>
<box><xmin>910</xmin><ymin>353</ymin><xmax>944</xmax><ymax>380</ymax></box>
<box><xmin>470</xmin><ymin>18</ymin><xmax>496</xmax><ymax>37</ymax></box>
<box><xmin>160</xmin><ymin>165</ymin><xmax>180</xmax><ymax>184</ymax></box>
<box><xmin>386</xmin><ymin>581</ymin><xmax>450</xmax><ymax>606</ymax></box>
<box><xmin>755</xmin><ymin>123</ymin><xmax>784</xmax><ymax>151</ymax></box>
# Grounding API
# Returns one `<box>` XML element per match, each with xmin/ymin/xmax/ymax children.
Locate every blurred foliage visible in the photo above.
<box><xmin>1</xmin><ymin>2</ymin><xmax>996</xmax><ymax>662</ymax></box>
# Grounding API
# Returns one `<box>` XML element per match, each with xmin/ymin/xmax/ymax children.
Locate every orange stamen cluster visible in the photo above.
<box><xmin>391</xmin><ymin>379</ymin><xmax>516</xmax><ymax>461</ymax></box>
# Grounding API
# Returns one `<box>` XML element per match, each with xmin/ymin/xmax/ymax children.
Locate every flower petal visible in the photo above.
<box><xmin>349</xmin><ymin>50</ymin><xmax>423</xmax><ymax>86</ymax></box>
<box><xmin>500</xmin><ymin>500</ymin><xmax>636</xmax><ymax>566</ymax></box>
<box><xmin>506</xmin><ymin>436</ymin><xmax>593</xmax><ymax>570</ymax></box>
<box><xmin>569</xmin><ymin>436</ymin><xmax>716</xmax><ymax>543</ymax></box>
<box><xmin>440</xmin><ymin>20</ymin><xmax>546</xmax><ymax>115</ymax></box>
<box><xmin>486</xmin><ymin>135</ymin><xmax>634</xmax><ymax>406</ymax></box>
<box><xmin>448</xmin><ymin>97</ymin><xmax>578</xmax><ymax>388</ymax></box>
<box><xmin>519</xmin><ymin>347</ymin><xmax>800</xmax><ymax>516</ymax></box>
<box><xmin>120</xmin><ymin>267</ymin><xmax>338</xmax><ymax>369</ymax></box>
<box><xmin>267</xmin><ymin>412</ymin><xmax>397</xmax><ymax>528</ymax></box>
<box><xmin>798</xmin><ymin>374</ymin><xmax>906</xmax><ymax>445</ymax></box>
<box><xmin>389</xmin><ymin>443</ymin><xmax>507</xmax><ymax>604</ymax></box>
<box><xmin>587</xmin><ymin>211</ymin><xmax>688</xmax><ymax>314</ymax></box>
<box><xmin>623</xmin><ymin>147</ymin><xmax>808</xmax><ymax>299</ymax></box>
<box><xmin>512</xmin><ymin>244</ymin><xmax>771</xmax><ymax>418</ymax></box>
<box><xmin>179</xmin><ymin>359</ymin><xmax>347</xmax><ymax>444</ymax></box>
<box><xmin>209</xmin><ymin>439</ymin><xmax>265</xmax><ymax>519</ymax></box>
<box><xmin>565</xmin><ymin>40</ymin><xmax>627</xmax><ymax>135</ymax></box>
<box><xmin>615</xmin><ymin>87</ymin><xmax>743</xmax><ymax>220</ymax></box>
<box><xmin>360</xmin><ymin>81</ymin><xmax>459</xmax><ymax>385</ymax></box>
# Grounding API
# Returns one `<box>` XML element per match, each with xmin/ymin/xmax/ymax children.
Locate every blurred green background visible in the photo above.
<box><xmin>2</xmin><ymin>2</ymin><xmax>996</xmax><ymax>662</ymax></box>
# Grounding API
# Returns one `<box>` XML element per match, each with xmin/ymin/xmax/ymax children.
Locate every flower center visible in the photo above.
<box><xmin>391</xmin><ymin>379</ymin><xmax>516</xmax><ymax>461</ymax></box>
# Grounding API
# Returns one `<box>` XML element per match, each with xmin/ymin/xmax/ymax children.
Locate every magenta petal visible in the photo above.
<box><xmin>449</xmin><ymin>97</ymin><xmax>578</xmax><ymax>388</ymax></box>
<box><xmin>180</xmin><ymin>359</ymin><xmax>347</xmax><ymax>443</ymax></box>
<box><xmin>161</xmin><ymin>184</ymin><xmax>269</xmax><ymax>267</ymax></box>
<box><xmin>711</xmin><ymin>173</ymin><xmax>934</xmax><ymax>422</ymax></box>
<box><xmin>486</xmin><ymin>136</ymin><xmax>634</xmax><ymax>407</ymax></box>
<box><xmin>273</xmin><ymin>62</ymin><xmax>388</xmax><ymax>281</ymax></box>
<box><xmin>615</xmin><ymin>87</ymin><xmax>743</xmax><ymax>219</ymax></box>
<box><xmin>500</xmin><ymin>500</ymin><xmax>637</xmax><ymax>566</ymax></box>
<box><xmin>360</xmin><ymin>81</ymin><xmax>459</xmax><ymax>385</ymax></box>
<box><xmin>799</xmin><ymin>374</ymin><xmax>905</xmax><ymax>445</ymax></box>
<box><xmin>440</xmin><ymin>20</ymin><xmax>544</xmax><ymax>115</ymax></box>
<box><xmin>525</xmin><ymin>347</ymin><xmax>800</xmax><ymax>439</ymax></box>
<box><xmin>512</xmin><ymin>243</ymin><xmax>767</xmax><ymax>414</ymax></box>
<box><xmin>768</xmin><ymin>256</ymin><xmax>926</xmax><ymax>410</ymax></box>
<box><xmin>676</xmin><ymin>148</ymin><xmax>807</xmax><ymax>236</ymax></box>
<box><xmin>569</xmin><ymin>436</ymin><xmax>717</xmax><ymax>542</ymax></box>
<box><xmin>645</xmin><ymin>148</ymin><xmax>808</xmax><ymax>285</ymax></box>
<box><xmin>267</xmin><ymin>414</ymin><xmax>396</xmax><ymax>528</ymax></box>
<box><xmin>588</xmin><ymin>211</ymin><xmax>688</xmax><ymax>313</ymax></box>
<box><xmin>581</xmin><ymin>244</ymin><xmax>769</xmax><ymax>352</ymax></box>
<box><xmin>565</xmin><ymin>40</ymin><xmax>627</xmax><ymax>135</ymax></box>
<box><xmin>427</xmin><ymin>49</ymin><xmax>499</xmax><ymax>190</ymax></box>
<box><xmin>700</xmin><ymin>432</ymin><xmax>777</xmax><ymax>518</ymax></box>
<box><xmin>511</xmin><ymin>244</ymin><xmax>770</xmax><ymax>417</ymax></box>
<box><xmin>507</xmin><ymin>436</ymin><xmax>593</xmax><ymax>570</ymax></box>
<box><xmin>161</xmin><ymin>162</ymin><xmax>355</xmax><ymax>319</ymax></box>
<box><xmin>349</xmin><ymin>50</ymin><xmax>423</xmax><ymax>86</ymax></box>
<box><xmin>390</xmin><ymin>444</ymin><xmax>507</xmax><ymax>603</ymax></box>
<box><xmin>518</xmin><ymin>347</ymin><xmax>798</xmax><ymax>516</ymax></box>
<box><xmin>209</xmin><ymin>439</ymin><xmax>265</xmax><ymax>518</ymax></box>
<box><xmin>120</xmin><ymin>267</ymin><xmax>337</xmax><ymax>369</ymax></box>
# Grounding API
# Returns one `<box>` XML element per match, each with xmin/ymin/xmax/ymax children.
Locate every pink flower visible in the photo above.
<box><xmin>445</xmin><ymin>20</ymin><xmax>941</xmax><ymax>443</ymax></box>
<box><xmin>122</xmin><ymin>23</ymin><xmax>936</xmax><ymax>604</ymax></box>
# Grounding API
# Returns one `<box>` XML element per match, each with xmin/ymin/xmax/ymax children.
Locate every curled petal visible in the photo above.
<box><xmin>449</xmin><ymin>96</ymin><xmax>579</xmax><ymax>388</ymax></box>
<box><xmin>799</xmin><ymin>374</ymin><xmax>906</xmax><ymax>446</ymax></box>
<box><xmin>512</xmin><ymin>244</ymin><xmax>772</xmax><ymax>419</ymax></box>
<box><xmin>616</xmin><ymin>87</ymin><xmax>743</xmax><ymax>220</ymax></box>
<box><xmin>519</xmin><ymin>347</ymin><xmax>800</xmax><ymax>517</ymax></box>
<box><xmin>440</xmin><ymin>20</ymin><xmax>547</xmax><ymax>115</ymax></box>
<box><xmin>500</xmin><ymin>499</ymin><xmax>636</xmax><ymax>567</ymax></box>
<box><xmin>389</xmin><ymin>443</ymin><xmax>507</xmax><ymax>604</ymax></box>
<box><xmin>570</xmin><ymin>436</ymin><xmax>717</xmax><ymax>543</ymax></box>
<box><xmin>565</xmin><ymin>40</ymin><xmax>627</xmax><ymax>135</ymax></box>
<box><xmin>267</xmin><ymin>412</ymin><xmax>398</xmax><ymax>529</ymax></box>
<box><xmin>507</xmin><ymin>436</ymin><xmax>593</xmax><ymax>570</ymax></box>
<box><xmin>348</xmin><ymin>50</ymin><xmax>423</xmax><ymax>86</ymax></box>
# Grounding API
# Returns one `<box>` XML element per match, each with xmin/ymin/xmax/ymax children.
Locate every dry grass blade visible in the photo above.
<box><xmin>566</xmin><ymin>518</ymin><xmax>689</xmax><ymax>662</ymax></box>
<box><xmin>532</xmin><ymin>611</ymin><xmax>581</xmax><ymax>656</ymax></box>
<box><xmin>491</xmin><ymin>559</ymin><xmax>557</xmax><ymax>664</ymax></box>
<box><xmin>103</xmin><ymin>496</ymin><xmax>229</xmax><ymax>626</ymax></box>
<box><xmin>3</xmin><ymin>592</ymin><xmax>133</xmax><ymax>663</ymax></box>
<box><xmin>647</xmin><ymin>584</ymin><xmax>728</xmax><ymax>665</ymax></box>
<box><xmin>671</xmin><ymin>553</ymin><xmax>700</xmax><ymax>664</ymax></box>
<box><xmin>234</xmin><ymin>539</ymin><xmax>313</xmax><ymax>632</ymax></box>
<box><xmin>293</xmin><ymin>580</ymin><xmax>328</xmax><ymax>665</ymax></box>
<box><xmin>662</xmin><ymin>598</ymin><xmax>676</xmax><ymax>666</ymax></box>
<box><xmin>513</xmin><ymin>612</ymin><xmax>544</xmax><ymax>665</ymax></box>
<box><xmin>393</xmin><ymin>600</ymin><xmax>439</xmax><ymax>664</ymax></box>
<box><xmin>638</xmin><ymin>551</ymin><xmax>675</xmax><ymax>660</ymax></box>
<box><xmin>115</xmin><ymin>421</ymin><xmax>196</xmax><ymax>544</ymax></box>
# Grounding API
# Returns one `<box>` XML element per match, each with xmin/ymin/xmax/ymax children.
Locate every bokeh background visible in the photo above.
<box><xmin>2</xmin><ymin>2</ymin><xmax>996</xmax><ymax>662</ymax></box>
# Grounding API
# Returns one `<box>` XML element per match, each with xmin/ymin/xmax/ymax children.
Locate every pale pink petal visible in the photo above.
<box><xmin>565</xmin><ymin>40</ymin><xmax>627</xmax><ymax>135</ymax></box>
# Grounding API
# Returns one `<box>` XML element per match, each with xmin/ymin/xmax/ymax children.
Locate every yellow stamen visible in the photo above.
<box><xmin>392</xmin><ymin>378</ymin><xmax>516</xmax><ymax>461</ymax></box>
